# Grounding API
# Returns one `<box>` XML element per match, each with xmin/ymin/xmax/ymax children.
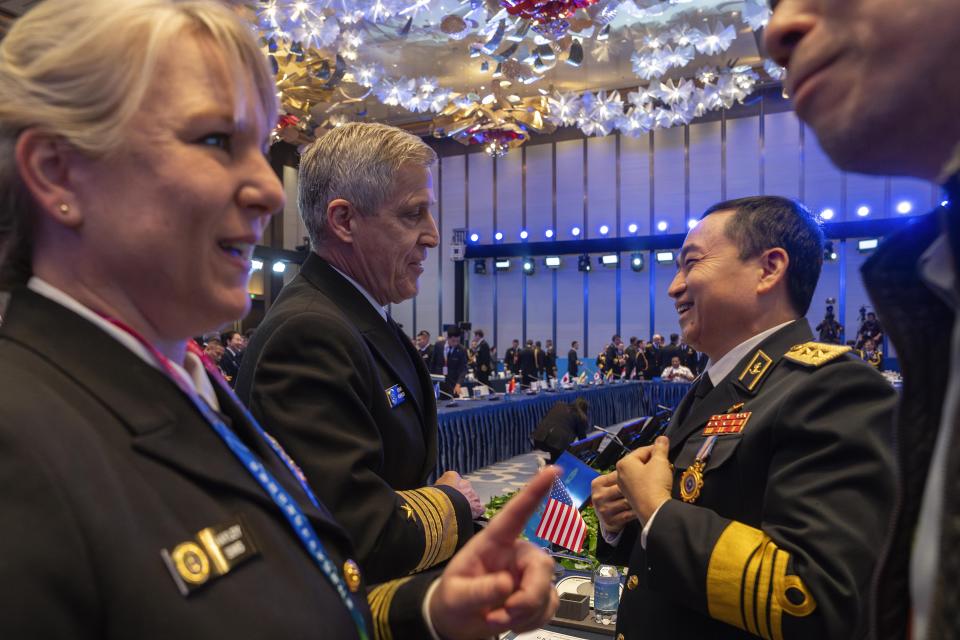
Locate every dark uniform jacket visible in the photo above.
<box><xmin>417</xmin><ymin>344</ymin><xmax>433</xmax><ymax>372</ymax></box>
<box><xmin>864</xmin><ymin>177</ymin><xmax>960</xmax><ymax>639</ymax></box>
<box><xmin>567</xmin><ymin>348</ymin><xmax>579</xmax><ymax>378</ymax></box>
<box><xmin>0</xmin><ymin>289</ymin><xmax>435</xmax><ymax>639</ymax></box>
<box><xmin>600</xmin><ymin>320</ymin><xmax>896</xmax><ymax>640</ymax></box>
<box><xmin>474</xmin><ymin>339</ymin><xmax>492</xmax><ymax>384</ymax></box>
<box><xmin>235</xmin><ymin>255</ymin><xmax>473</xmax><ymax>584</ymax></box>
<box><xmin>220</xmin><ymin>346</ymin><xmax>242</xmax><ymax>385</ymax></box>
<box><xmin>543</xmin><ymin>346</ymin><xmax>557</xmax><ymax>379</ymax></box>
<box><xmin>518</xmin><ymin>346</ymin><xmax>538</xmax><ymax>386</ymax></box>
<box><xmin>431</xmin><ymin>341</ymin><xmax>468</xmax><ymax>391</ymax></box>
<box><xmin>504</xmin><ymin>346</ymin><xmax>519</xmax><ymax>374</ymax></box>
<box><xmin>644</xmin><ymin>344</ymin><xmax>662</xmax><ymax>379</ymax></box>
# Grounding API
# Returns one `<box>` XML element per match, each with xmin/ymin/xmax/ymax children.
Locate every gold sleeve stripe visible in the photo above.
<box><xmin>706</xmin><ymin>522</ymin><xmax>817</xmax><ymax>640</ymax></box>
<box><xmin>367</xmin><ymin>576</ymin><xmax>412</xmax><ymax>640</ymax></box>
<box><xmin>396</xmin><ymin>488</ymin><xmax>460</xmax><ymax>573</ymax></box>
<box><xmin>399</xmin><ymin>489</ymin><xmax>442</xmax><ymax>570</ymax></box>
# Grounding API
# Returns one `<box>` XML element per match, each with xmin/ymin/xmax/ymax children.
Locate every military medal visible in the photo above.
<box><xmin>680</xmin><ymin>436</ymin><xmax>718</xmax><ymax>503</ymax></box>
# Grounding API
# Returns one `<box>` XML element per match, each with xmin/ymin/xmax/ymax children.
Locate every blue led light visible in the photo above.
<box><xmin>599</xmin><ymin>225</ymin><xmax>609</xmax><ymax>235</ymax></box>
<box><xmin>571</xmin><ymin>226</ymin><xmax>581</xmax><ymax>237</ymax></box>
<box><xmin>657</xmin><ymin>221</ymin><xmax>668</xmax><ymax>232</ymax></box>
<box><xmin>494</xmin><ymin>231</ymin><xmax>503</xmax><ymax>241</ymax></box>
<box><xmin>519</xmin><ymin>230</ymin><xmax>529</xmax><ymax>240</ymax></box>
<box><xmin>627</xmin><ymin>223</ymin><xmax>638</xmax><ymax>234</ymax></box>
<box><xmin>545</xmin><ymin>229</ymin><xmax>554</xmax><ymax>238</ymax></box>
<box><xmin>469</xmin><ymin>233</ymin><xmax>479</xmax><ymax>242</ymax></box>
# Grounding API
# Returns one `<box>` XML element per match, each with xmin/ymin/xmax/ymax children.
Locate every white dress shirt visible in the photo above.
<box><xmin>27</xmin><ymin>277</ymin><xmax>219</xmax><ymax>409</ymax></box>
<box><xmin>328</xmin><ymin>263</ymin><xmax>388</xmax><ymax>324</ymax></box>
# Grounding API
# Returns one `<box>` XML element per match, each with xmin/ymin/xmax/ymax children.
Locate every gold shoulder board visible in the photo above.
<box><xmin>784</xmin><ymin>342</ymin><xmax>851</xmax><ymax>367</ymax></box>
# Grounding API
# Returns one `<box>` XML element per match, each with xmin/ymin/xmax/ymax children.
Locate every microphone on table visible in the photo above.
<box><xmin>430</xmin><ymin>373</ymin><xmax>459</xmax><ymax>407</ymax></box>
<box><xmin>472</xmin><ymin>380</ymin><xmax>502</xmax><ymax>401</ymax></box>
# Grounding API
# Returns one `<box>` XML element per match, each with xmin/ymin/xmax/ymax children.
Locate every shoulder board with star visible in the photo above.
<box><xmin>784</xmin><ymin>342</ymin><xmax>852</xmax><ymax>367</ymax></box>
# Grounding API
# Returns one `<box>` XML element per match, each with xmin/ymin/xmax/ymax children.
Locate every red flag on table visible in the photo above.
<box><xmin>535</xmin><ymin>475</ymin><xmax>587</xmax><ymax>553</ymax></box>
<box><xmin>507</xmin><ymin>377</ymin><xmax>516</xmax><ymax>394</ymax></box>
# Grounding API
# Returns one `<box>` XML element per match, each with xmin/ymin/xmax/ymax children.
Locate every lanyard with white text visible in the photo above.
<box><xmin>101</xmin><ymin>316</ymin><xmax>369</xmax><ymax>640</ymax></box>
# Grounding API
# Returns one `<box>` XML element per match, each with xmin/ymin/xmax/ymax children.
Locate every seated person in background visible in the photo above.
<box><xmin>661</xmin><ymin>355</ymin><xmax>695</xmax><ymax>382</ymax></box>
<box><xmin>432</xmin><ymin>326</ymin><xmax>468</xmax><ymax>397</ymax></box>
<box><xmin>235</xmin><ymin>123</ymin><xmax>482</xmax><ymax>584</ymax></box>
<box><xmin>861</xmin><ymin>338</ymin><xmax>883</xmax><ymax>370</ymax></box>
<box><xmin>0</xmin><ymin>1</ymin><xmax>557</xmax><ymax>637</ymax></box>
<box><xmin>591</xmin><ymin>196</ymin><xmax>896</xmax><ymax>640</ymax></box>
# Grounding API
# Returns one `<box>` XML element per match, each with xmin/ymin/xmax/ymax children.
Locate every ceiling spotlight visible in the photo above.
<box><xmin>544</xmin><ymin>256</ymin><xmax>561</xmax><ymax>269</ymax></box>
<box><xmin>519</xmin><ymin>230</ymin><xmax>529</xmax><ymax>240</ymax></box>
<box><xmin>630</xmin><ymin>253</ymin><xmax>644</xmax><ymax>272</ymax></box>
<box><xmin>820</xmin><ymin>208</ymin><xmax>835</xmax><ymax>221</ymax></box>
<box><xmin>494</xmin><ymin>231</ymin><xmax>504</xmax><ymax>241</ymax></box>
<box><xmin>577</xmin><ymin>254</ymin><xmax>591</xmax><ymax>272</ymax></box>
<box><xmin>469</xmin><ymin>232</ymin><xmax>480</xmax><ymax>242</ymax></box>
<box><xmin>656</xmin><ymin>221</ymin><xmax>668</xmax><ymax>232</ymax></box>
<box><xmin>571</xmin><ymin>226</ymin><xmax>581</xmax><ymax>237</ymax></box>
<box><xmin>250</xmin><ymin>259</ymin><xmax>264</xmax><ymax>271</ymax></box>
<box><xmin>599</xmin><ymin>225</ymin><xmax>610</xmax><ymax>235</ymax></box>
<box><xmin>627</xmin><ymin>223</ymin><xmax>638</xmax><ymax>234</ymax></box>
<box><xmin>272</xmin><ymin>261</ymin><xmax>287</xmax><ymax>273</ymax></box>
<box><xmin>687</xmin><ymin>219</ymin><xmax>698</xmax><ymax>230</ymax></box>
<box><xmin>896</xmin><ymin>200</ymin><xmax>913</xmax><ymax>215</ymax></box>
<box><xmin>473</xmin><ymin>259</ymin><xmax>487</xmax><ymax>274</ymax></box>
<box><xmin>522</xmin><ymin>259</ymin><xmax>535</xmax><ymax>275</ymax></box>
<box><xmin>495</xmin><ymin>259</ymin><xmax>511</xmax><ymax>271</ymax></box>
<box><xmin>858</xmin><ymin>238</ymin><xmax>879</xmax><ymax>253</ymax></box>
<box><xmin>545</xmin><ymin>229</ymin><xmax>554</xmax><ymax>238</ymax></box>
<box><xmin>856</xmin><ymin>205</ymin><xmax>871</xmax><ymax>217</ymax></box>
<box><xmin>599</xmin><ymin>254</ymin><xmax>619</xmax><ymax>267</ymax></box>
<box><xmin>942</xmin><ymin>200</ymin><xmax>950</xmax><ymax>208</ymax></box>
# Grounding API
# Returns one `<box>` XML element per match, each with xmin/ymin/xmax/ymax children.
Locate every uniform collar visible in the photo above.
<box><xmin>328</xmin><ymin>262</ymin><xmax>388</xmax><ymax>324</ymax></box>
<box><xmin>705</xmin><ymin>320</ymin><xmax>795</xmax><ymax>386</ymax></box>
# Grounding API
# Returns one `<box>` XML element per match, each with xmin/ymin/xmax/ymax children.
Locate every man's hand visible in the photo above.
<box><xmin>453</xmin><ymin>384</ymin><xmax>462</xmax><ymax>397</ymax></box>
<box><xmin>591</xmin><ymin>472</ymin><xmax>636</xmax><ymax>534</ymax></box>
<box><xmin>435</xmin><ymin>470</ymin><xmax>484</xmax><ymax>519</ymax></box>
<box><xmin>429</xmin><ymin>467</ymin><xmax>560</xmax><ymax>638</ymax></box>
<box><xmin>615</xmin><ymin>436</ymin><xmax>673</xmax><ymax>524</ymax></box>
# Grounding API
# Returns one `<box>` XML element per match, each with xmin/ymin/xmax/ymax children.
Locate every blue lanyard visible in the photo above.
<box><xmin>104</xmin><ymin>319</ymin><xmax>369</xmax><ymax>640</ymax></box>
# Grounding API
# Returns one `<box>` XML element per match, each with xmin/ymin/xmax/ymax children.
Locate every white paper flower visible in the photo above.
<box><xmin>656</xmin><ymin>78</ymin><xmax>695</xmax><ymax>106</ymax></box>
<box><xmin>350</xmin><ymin>62</ymin><xmax>383</xmax><ymax>88</ymax></box>
<box><xmin>617</xmin><ymin>106</ymin><xmax>654</xmax><ymax>137</ymax></box>
<box><xmin>660</xmin><ymin>45</ymin><xmax>696</xmax><ymax>70</ymax></box>
<box><xmin>631</xmin><ymin>50</ymin><xmax>668</xmax><ymax>80</ymax></box>
<box><xmin>547</xmin><ymin>90</ymin><xmax>583</xmax><ymax>127</ymax></box>
<box><xmin>694</xmin><ymin>22</ymin><xmax>737</xmax><ymax>56</ymax></box>
<box><xmin>375</xmin><ymin>77</ymin><xmax>416</xmax><ymax>107</ymax></box>
<box><xmin>669</xmin><ymin>24</ymin><xmax>702</xmax><ymax>48</ymax></box>
<box><xmin>763</xmin><ymin>59</ymin><xmax>787</xmax><ymax>81</ymax></box>
<box><xmin>742</xmin><ymin>0</ymin><xmax>772</xmax><ymax>31</ymax></box>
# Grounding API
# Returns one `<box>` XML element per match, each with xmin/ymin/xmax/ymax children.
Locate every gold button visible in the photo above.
<box><xmin>627</xmin><ymin>575</ymin><xmax>638</xmax><ymax>590</ymax></box>
<box><xmin>343</xmin><ymin>559</ymin><xmax>362</xmax><ymax>593</ymax></box>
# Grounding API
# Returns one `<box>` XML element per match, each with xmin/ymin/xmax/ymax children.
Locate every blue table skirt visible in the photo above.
<box><xmin>434</xmin><ymin>380</ymin><xmax>692</xmax><ymax>478</ymax></box>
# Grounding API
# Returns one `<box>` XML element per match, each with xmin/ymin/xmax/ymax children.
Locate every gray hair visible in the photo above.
<box><xmin>298</xmin><ymin>122</ymin><xmax>437</xmax><ymax>246</ymax></box>
<box><xmin>0</xmin><ymin>0</ymin><xmax>277</xmax><ymax>289</ymax></box>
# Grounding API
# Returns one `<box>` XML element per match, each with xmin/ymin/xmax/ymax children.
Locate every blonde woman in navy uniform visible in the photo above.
<box><xmin>0</xmin><ymin>1</ymin><xmax>558</xmax><ymax>637</ymax></box>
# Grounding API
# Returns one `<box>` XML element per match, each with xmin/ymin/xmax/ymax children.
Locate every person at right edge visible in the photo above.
<box><xmin>765</xmin><ymin>1</ymin><xmax>960</xmax><ymax>638</ymax></box>
<box><xmin>591</xmin><ymin>196</ymin><xmax>897</xmax><ymax>639</ymax></box>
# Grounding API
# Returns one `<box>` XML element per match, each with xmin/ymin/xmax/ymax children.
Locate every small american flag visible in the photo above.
<box><xmin>535</xmin><ymin>476</ymin><xmax>587</xmax><ymax>553</ymax></box>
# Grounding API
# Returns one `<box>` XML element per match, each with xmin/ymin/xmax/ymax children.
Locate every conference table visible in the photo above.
<box><xmin>435</xmin><ymin>379</ymin><xmax>692</xmax><ymax>478</ymax></box>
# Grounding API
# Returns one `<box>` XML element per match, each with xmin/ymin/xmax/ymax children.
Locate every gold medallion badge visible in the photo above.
<box><xmin>343</xmin><ymin>559</ymin><xmax>362</xmax><ymax>593</ymax></box>
<box><xmin>171</xmin><ymin>541</ymin><xmax>210</xmax><ymax>586</ymax></box>
<box><xmin>680</xmin><ymin>461</ymin><xmax>705</xmax><ymax>503</ymax></box>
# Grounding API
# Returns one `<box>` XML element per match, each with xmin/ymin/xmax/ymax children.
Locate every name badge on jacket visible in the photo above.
<box><xmin>385</xmin><ymin>384</ymin><xmax>406</xmax><ymax>408</ymax></box>
<box><xmin>161</xmin><ymin>516</ymin><xmax>260</xmax><ymax>596</ymax></box>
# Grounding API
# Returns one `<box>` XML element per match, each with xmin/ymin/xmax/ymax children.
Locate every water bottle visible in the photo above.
<box><xmin>593</xmin><ymin>564</ymin><xmax>620</xmax><ymax>625</ymax></box>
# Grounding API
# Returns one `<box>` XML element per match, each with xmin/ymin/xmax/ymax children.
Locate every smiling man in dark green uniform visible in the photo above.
<box><xmin>592</xmin><ymin>195</ymin><xmax>897</xmax><ymax>640</ymax></box>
